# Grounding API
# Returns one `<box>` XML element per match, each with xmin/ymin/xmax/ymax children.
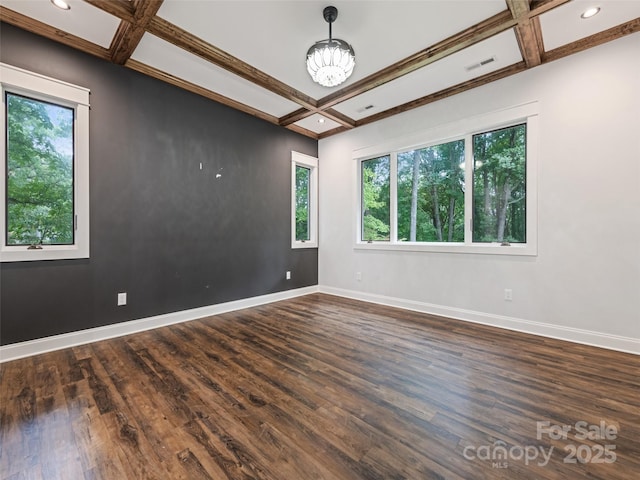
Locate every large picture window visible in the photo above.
<box><xmin>1</xmin><ymin>63</ymin><xmax>90</xmax><ymax>262</ymax></box>
<box><xmin>356</xmin><ymin>103</ymin><xmax>537</xmax><ymax>255</ymax></box>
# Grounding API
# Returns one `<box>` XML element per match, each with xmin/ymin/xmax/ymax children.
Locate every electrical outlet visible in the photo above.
<box><xmin>286</xmin><ymin>271</ymin><xmax>291</xmax><ymax>280</ymax></box>
<box><xmin>356</xmin><ymin>272</ymin><xmax>362</xmax><ymax>281</ymax></box>
<box><xmin>117</xmin><ymin>292</ymin><xmax>127</xmax><ymax>306</ymax></box>
<box><xmin>504</xmin><ymin>289</ymin><xmax>513</xmax><ymax>301</ymax></box>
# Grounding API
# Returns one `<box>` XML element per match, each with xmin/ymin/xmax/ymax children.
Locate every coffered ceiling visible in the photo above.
<box><xmin>1</xmin><ymin>0</ymin><xmax>639</xmax><ymax>139</ymax></box>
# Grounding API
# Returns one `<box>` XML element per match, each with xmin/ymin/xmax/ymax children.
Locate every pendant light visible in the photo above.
<box><xmin>306</xmin><ymin>6</ymin><xmax>355</xmax><ymax>87</ymax></box>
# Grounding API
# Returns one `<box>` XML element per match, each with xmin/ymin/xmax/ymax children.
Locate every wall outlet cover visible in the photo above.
<box><xmin>117</xmin><ymin>292</ymin><xmax>127</xmax><ymax>306</ymax></box>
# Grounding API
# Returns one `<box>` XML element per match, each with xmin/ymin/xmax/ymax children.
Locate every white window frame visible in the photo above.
<box><xmin>291</xmin><ymin>151</ymin><xmax>318</xmax><ymax>249</ymax></box>
<box><xmin>1</xmin><ymin>63</ymin><xmax>90</xmax><ymax>262</ymax></box>
<box><xmin>354</xmin><ymin>102</ymin><xmax>538</xmax><ymax>256</ymax></box>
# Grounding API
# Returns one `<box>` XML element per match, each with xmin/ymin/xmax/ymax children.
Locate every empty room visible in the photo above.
<box><xmin>1</xmin><ymin>1</ymin><xmax>639</xmax><ymax>479</ymax></box>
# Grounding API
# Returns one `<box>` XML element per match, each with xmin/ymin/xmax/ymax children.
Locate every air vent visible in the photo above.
<box><xmin>356</xmin><ymin>104</ymin><xmax>375</xmax><ymax>113</ymax></box>
<box><xmin>465</xmin><ymin>56</ymin><xmax>496</xmax><ymax>72</ymax></box>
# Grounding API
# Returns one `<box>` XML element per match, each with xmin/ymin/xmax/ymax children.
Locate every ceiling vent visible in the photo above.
<box><xmin>357</xmin><ymin>104</ymin><xmax>375</xmax><ymax>113</ymax></box>
<box><xmin>465</xmin><ymin>56</ymin><xmax>496</xmax><ymax>72</ymax></box>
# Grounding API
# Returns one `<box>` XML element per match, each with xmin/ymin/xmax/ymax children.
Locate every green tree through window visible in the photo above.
<box><xmin>361</xmin><ymin>156</ymin><xmax>390</xmax><ymax>241</ymax></box>
<box><xmin>472</xmin><ymin>124</ymin><xmax>526</xmax><ymax>243</ymax></box>
<box><xmin>6</xmin><ymin>93</ymin><xmax>74</xmax><ymax>246</ymax></box>
<box><xmin>397</xmin><ymin>140</ymin><xmax>465</xmax><ymax>242</ymax></box>
<box><xmin>356</xmin><ymin>104</ymin><xmax>536</xmax><ymax>253</ymax></box>
<box><xmin>291</xmin><ymin>151</ymin><xmax>317</xmax><ymax>248</ymax></box>
<box><xmin>295</xmin><ymin>165</ymin><xmax>310</xmax><ymax>241</ymax></box>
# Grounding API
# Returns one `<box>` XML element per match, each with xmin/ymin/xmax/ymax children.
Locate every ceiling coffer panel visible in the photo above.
<box><xmin>131</xmin><ymin>32</ymin><xmax>301</xmax><ymax>119</ymax></box>
<box><xmin>1</xmin><ymin>0</ymin><xmax>120</xmax><ymax>48</ymax></box>
<box><xmin>333</xmin><ymin>29</ymin><xmax>524</xmax><ymax>121</ymax></box>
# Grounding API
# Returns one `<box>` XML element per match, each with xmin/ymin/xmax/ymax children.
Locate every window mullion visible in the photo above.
<box><xmin>464</xmin><ymin>134</ymin><xmax>473</xmax><ymax>245</ymax></box>
<box><xmin>390</xmin><ymin>152</ymin><xmax>398</xmax><ymax>243</ymax></box>
<box><xmin>357</xmin><ymin>159</ymin><xmax>363</xmax><ymax>242</ymax></box>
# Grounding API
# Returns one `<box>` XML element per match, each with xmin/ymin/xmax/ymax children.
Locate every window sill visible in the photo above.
<box><xmin>0</xmin><ymin>244</ymin><xmax>89</xmax><ymax>262</ymax></box>
<box><xmin>292</xmin><ymin>241</ymin><xmax>318</xmax><ymax>249</ymax></box>
<box><xmin>354</xmin><ymin>241</ymin><xmax>536</xmax><ymax>256</ymax></box>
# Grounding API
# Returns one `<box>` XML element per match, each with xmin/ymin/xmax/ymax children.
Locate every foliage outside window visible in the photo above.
<box><xmin>1</xmin><ymin>63</ymin><xmax>90</xmax><ymax>262</ymax></box>
<box><xmin>397</xmin><ymin>140</ymin><xmax>465</xmax><ymax>243</ymax></box>
<box><xmin>6</xmin><ymin>93</ymin><xmax>75</xmax><ymax>246</ymax></box>
<box><xmin>472</xmin><ymin>125</ymin><xmax>526</xmax><ymax>244</ymax></box>
<box><xmin>356</xmin><ymin>104</ymin><xmax>537</xmax><ymax>255</ymax></box>
<box><xmin>291</xmin><ymin>151</ymin><xmax>318</xmax><ymax>248</ymax></box>
<box><xmin>295</xmin><ymin>165</ymin><xmax>311</xmax><ymax>241</ymax></box>
<box><xmin>361</xmin><ymin>156</ymin><xmax>390</xmax><ymax>241</ymax></box>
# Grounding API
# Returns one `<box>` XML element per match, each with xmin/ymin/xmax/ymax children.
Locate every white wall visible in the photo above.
<box><xmin>318</xmin><ymin>34</ymin><xmax>640</xmax><ymax>353</ymax></box>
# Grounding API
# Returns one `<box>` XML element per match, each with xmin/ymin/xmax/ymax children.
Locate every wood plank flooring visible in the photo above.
<box><xmin>1</xmin><ymin>293</ymin><xmax>639</xmax><ymax>479</ymax></box>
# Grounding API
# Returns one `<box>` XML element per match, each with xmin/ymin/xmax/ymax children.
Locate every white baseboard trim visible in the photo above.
<box><xmin>0</xmin><ymin>286</ymin><xmax>320</xmax><ymax>363</ymax></box>
<box><xmin>4</xmin><ymin>284</ymin><xmax>637</xmax><ymax>362</ymax></box>
<box><xmin>318</xmin><ymin>286</ymin><xmax>640</xmax><ymax>355</ymax></box>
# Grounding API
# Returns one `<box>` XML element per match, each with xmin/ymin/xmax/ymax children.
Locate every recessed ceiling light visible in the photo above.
<box><xmin>51</xmin><ymin>0</ymin><xmax>71</xmax><ymax>10</ymax></box>
<box><xmin>318</xmin><ymin>118</ymin><xmax>325</xmax><ymax>124</ymax></box>
<box><xmin>581</xmin><ymin>7</ymin><xmax>600</xmax><ymax>19</ymax></box>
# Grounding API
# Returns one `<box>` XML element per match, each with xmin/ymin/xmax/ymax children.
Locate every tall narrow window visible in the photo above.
<box><xmin>291</xmin><ymin>151</ymin><xmax>318</xmax><ymax>248</ymax></box>
<box><xmin>361</xmin><ymin>155</ymin><xmax>390</xmax><ymax>242</ymax></box>
<box><xmin>1</xmin><ymin>63</ymin><xmax>90</xmax><ymax>262</ymax></box>
<box><xmin>295</xmin><ymin>165</ymin><xmax>311</xmax><ymax>241</ymax></box>
<box><xmin>472</xmin><ymin>124</ymin><xmax>526</xmax><ymax>244</ymax></box>
<box><xmin>6</xmin><ymin>93</ymin><xmax>75</xmax><ymax>246</ymax></box>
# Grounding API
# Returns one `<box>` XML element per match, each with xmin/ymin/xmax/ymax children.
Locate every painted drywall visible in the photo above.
<box><xmin>318</xmin><ymin>34</ymin><xmax>640</xmax><ymax>344</ymax></box>
<box><xmin>0</xmin><ymin>24</ymin><xmax>318</xmax><ymax>345</ymax></box>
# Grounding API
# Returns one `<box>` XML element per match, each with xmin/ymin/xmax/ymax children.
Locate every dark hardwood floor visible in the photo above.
<box><xmin>1</xmin><ymin>293</ymin><xmax>639</xmax><ymax>479</ymax></box>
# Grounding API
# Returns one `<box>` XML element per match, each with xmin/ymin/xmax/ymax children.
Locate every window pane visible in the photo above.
<box><xmin>397</xmin><ymin>140</ymin><xmax>465</xmax><ymax>242</ymax></box>
<box><xmin>295</xmin><ymin>165</ymin><xmax>310</xmax><ymax>241</ymax></box>
<box><xmin>6</xmin><ymin>93</ymin><xmax>74</xmax><ymax>246</ymax></box>
<box><xmin>361</xmin><ymin>156</ymin><xmax>390</xmax><ymax>241</ymax></box>
<box><xmin>472</xmin><ymin>124</ymin><xmax>526</xmax><ymax>243</ymax></box>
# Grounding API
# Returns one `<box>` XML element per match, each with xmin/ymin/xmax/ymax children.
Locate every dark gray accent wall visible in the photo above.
<box><xmin>0</xmin><ymin>24</ymin><xmax>318</xmax><ymax>345</ymax></box>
